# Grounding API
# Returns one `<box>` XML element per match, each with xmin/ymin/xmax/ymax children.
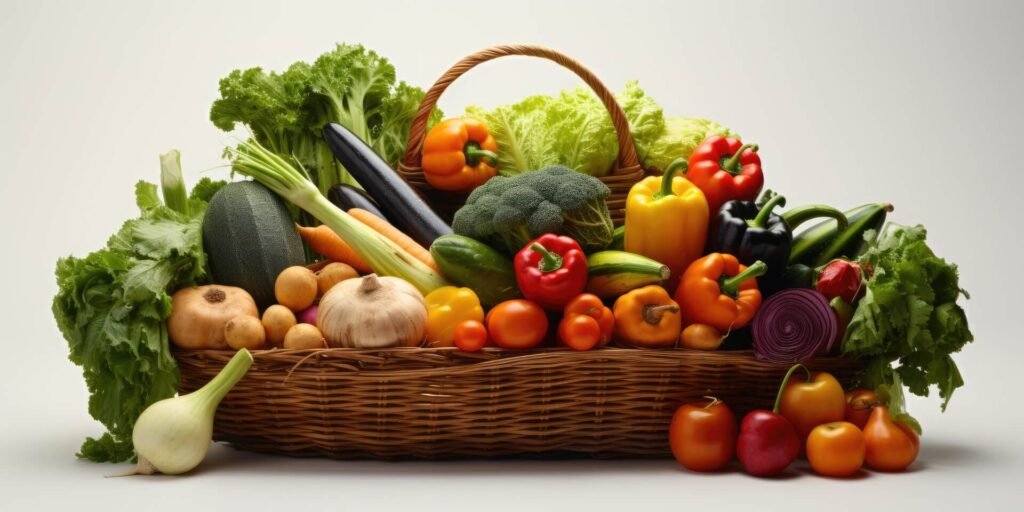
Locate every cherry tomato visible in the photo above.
<box><xmin>863</xmin><ymin>406</ymin><xmax>920</xmax><ymax>472</ymax></box>
<box><xmin>453</xmin><ymin>320</ymin><xmax>488</xmax><ymax>352</ymax></box>
<box><xmin>486</xmin><ymin>300</ymin><xmax>548</xmax><ymax>349</ymax></box>
<box><xmin>668</xmin><ymin>397</ymin><xmax>737</xmax><ymax>472</ymax></box>
<box><xmin>845</xmin><ymin>389</ymin><xmax>879</xmax><ymax>429</ymax></box>
<box><xmin>558</xmin><ymin>314</ymin><xmax>601</xmax><ymax>351</ymax></box>
<box><xmin>563</xmin><ymin>294</ymin><xmax>614</xmax><ymax>345</ymax></box>
<box><xmin>806</xmin><ymin>421</ymin><xmax>865</xmax><ymax>477</ymax></box>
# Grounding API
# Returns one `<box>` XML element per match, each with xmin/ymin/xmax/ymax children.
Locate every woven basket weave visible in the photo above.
<box><xmin>176</xmin><ymin>347</ymin><xmax>862</xmax><ymax>459</ymax></box>
<box><xmin>396</xmin><ymin>44</ymin><xmax>648</xmax><ymax>225</ymax></box>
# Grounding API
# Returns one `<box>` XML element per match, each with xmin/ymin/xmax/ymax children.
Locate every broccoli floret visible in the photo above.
<box><xmin>452</xmin><ymin>166</ymin><xmax>614</xmax><ymax>254</ymax></box>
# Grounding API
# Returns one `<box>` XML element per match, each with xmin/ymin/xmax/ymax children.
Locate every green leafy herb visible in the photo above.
<box><xmin>842</xmin><ymin>224</ymin><xmax>973</xmax><ymax>412</ymax></box>
<box><xmin>52</xmin><ymin>173</ymin><xmax>224</xmax><ymax>462</ymax></box>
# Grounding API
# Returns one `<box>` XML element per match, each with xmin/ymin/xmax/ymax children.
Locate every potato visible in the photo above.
<box><xmin>275</xmin><ymin>266</ymin><xmax>317</xmax><ymax>312</ymax></box>
<box><xmin>225</xmin><ymin>315</ymin><xmax>266</xmax><ymax>350</ymax></box>
<box><xmin>262</xmin><ymin>305</ymin><xmax>297</xmax><ymax>346</ymax></box>
<box><xmin>284</xmin><ymin>323</ymin><xmax>325</xmax><ymax>349</ymax></box>
<box><xmin>316</xmin><ymin>262</ymin><xmax>358</xmax><ymax>296</ymax></box>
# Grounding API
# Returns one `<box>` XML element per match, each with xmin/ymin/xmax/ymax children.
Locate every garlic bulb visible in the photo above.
<box><xmin>317</xmin><ymin>274</ymin><xmax>427</xmax><ymax>348</ymax></box>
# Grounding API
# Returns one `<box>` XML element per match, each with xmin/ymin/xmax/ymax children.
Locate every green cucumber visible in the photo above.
<box><xmin>607</xmin><ymin>225</ymin><xmax>625</xmax><ymax>251</ymax></box>
<box><xmin>585</xmin><ymin>251</ymin><xmax>670</xmax><ymax>298</ymax></box>
<box><xmin>430</xmin><ymin>235</ymin><xmax>521</xmax><ymax>306</ymax></box>
<box><xmin>789</xmin><ymin>203</ymin><xmax>893</xmax><ymax>266</ymax></box>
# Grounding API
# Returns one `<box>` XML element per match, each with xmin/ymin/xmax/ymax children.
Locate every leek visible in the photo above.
<box><xmin>226</xmin><ymin>139</ymin><xmax>449</xmax><ymax>295</ymax></box>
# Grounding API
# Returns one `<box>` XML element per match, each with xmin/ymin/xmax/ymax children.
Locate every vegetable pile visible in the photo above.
<box><xmin>52</xmin><ymin>41</ymin><xmax>973</xmax><ymax>477</ymax></box>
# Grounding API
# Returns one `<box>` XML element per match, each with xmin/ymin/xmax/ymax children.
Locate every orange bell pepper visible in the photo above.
<box><xmin>674</xmin><ymin>253</ymin><xmax>766</xmax><ymax>331</ymax></box>
<box><xmin>421</xmin><ymin>117</ymin><xmax>498</xmax><ymax>192</ymax></box>
<box><xmin>612</xmin><ymin>285</ymin><xmax>681</xmax><ymax>348</ymax></box>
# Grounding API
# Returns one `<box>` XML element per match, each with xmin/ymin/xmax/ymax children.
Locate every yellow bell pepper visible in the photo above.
<box><xmin>624</xmin><ymin>158</ymin><xmax>709</xmax><ymax>288</ymax></box>
<box><xmin>424</xmin><ymin>286</ymin><xmax>485</xmax><ymax>348</ymax></box>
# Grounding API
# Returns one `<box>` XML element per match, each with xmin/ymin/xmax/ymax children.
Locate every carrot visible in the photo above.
<box><xmin>348</xmin><ymin>208</ymin><xmax>440</xmax><ymax>272</ymax></box>
<box><xmin>297</xmin><ymin>224</ymin><xmax>372</xmax><ymax>274</ymax></box>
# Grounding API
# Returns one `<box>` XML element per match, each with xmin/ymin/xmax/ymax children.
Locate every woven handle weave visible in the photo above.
<box><xmin>400</xmin><ymin>45</ymin><xmax>641</xmax><ymax>174</ymax></box>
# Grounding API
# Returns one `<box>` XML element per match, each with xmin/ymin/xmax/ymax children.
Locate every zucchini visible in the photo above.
<box><xmin>585</xmin><ymin>251</ymin><xmax>670</xmax><ymax>299</ymax></box>
<box><xmin>203</xmin><ymin>182</ymin><xmax>306</xmax><ymax>308</ymax></box>
<box><xmin>323</xmin><ymin>123</ymin><xmax>452</xmax><ymax>247</ymax></box>
<box><xmin>327</xmin><ymin>184</ymin><xmax>387</xmax><ymax>220</ymax></box>
<box><xmin>607</xmin><ymin>225</ymin><xmax>625</xmax><ymax>251</ymax></box>
<box><xmin>430</xmin><ymin>235</ymin><xmax>521</xmax><ymax>306</ymax></box>
<box><xmin>789</xmin><ymin>203</ymin><xmax>893</xmax><ymax>266</ymax></box>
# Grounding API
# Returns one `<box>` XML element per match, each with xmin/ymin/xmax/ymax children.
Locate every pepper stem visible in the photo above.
<box><xmin>642</xmin><ymin>304</ymin><xmax>679</xmax><ymax>325</ymax></box>
<box><xmin>465</xmin><ymin>142</ymin><xmax>498</xmax><ymax>167</ymax></box>
<box><xmin>781</xmin><ymin>204</ymin><xmax>849</xmax><ymax>232</ymax></box>
<box><xmin>531</xmin><ymin>243</ymin><xmax>564</xmax><ymax>273</ymax></box>
<box><xmin>721</xmin><ymin>143</ymin><xmax>758</xmax><ymax>174</ymax></box>
<box><xmin>654</xmin><ymin>158</ymin><xmax>688</xmax><ymax>199</ymax></box>
<box><xmin>772</xmin><ymin>363</ymin><xmax>810</xmax><ymax>413</ymax></box>
<box><xmin>749</xmin><ymin>194</ymin><xmax>787</xmax><ymax>228</ymax></box>
<box><xmin>719</xmin><ymin>260</ymin><xmax>767</xmax><ymax>297</ymax></box>
<box><xmin>703</xmin><ymin>396</ymin><xmax>722</xmax><ymax>409</ymax></box>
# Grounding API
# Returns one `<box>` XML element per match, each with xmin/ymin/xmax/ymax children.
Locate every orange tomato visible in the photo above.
<box><xmin>845</xmin><ymin>389</ymin><xmax>880</xmax><ymax>429</ymax></box>
<box><xmin>668</xmin><ymin>397</ymin><xmax>737</xmax><ymax>472</ymax></box>
<box><xmin>453</xmin><ymin>320</ymin><xmax>488</xmax><ymax>352</ymax></box>
<box><xmin>486</xmin><ymin>300</ymin><xmax>548</xmax><ymax>349</ymax></box>
<box><xmin>806</xmin><ymin>421</ymin><xmax>865</xmax><ymax>477</ymax></box>
<box><xmin>863</xmin><ymin>406</ymin><xmax>920</xmax><ymax>472</ymax></box>
<box><xmin>558</xmin><ymin>314</ymin><xmax>601</xmax><ymax>351</ymax></box>
<box><xmin>778</xmin><ymin>369</ymin><xmax>847</xmax><ymax>442</ymax></box>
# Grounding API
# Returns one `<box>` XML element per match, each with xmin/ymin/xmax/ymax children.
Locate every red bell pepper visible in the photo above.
<box><xmin>687</xmin><ymin>136</ymin><xmax>764</xmax><ymax>214</ymax></box>
<box><xmin>514</xmin><ymin>234</ymin><xmax>588</xmax><ymax>311</ymax></box>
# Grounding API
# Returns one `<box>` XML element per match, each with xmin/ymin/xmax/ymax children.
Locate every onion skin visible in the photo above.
<box><xmin>752</xmin><ymin>289</ymin><xmax>838</xmax><ymax>363</ymax></box>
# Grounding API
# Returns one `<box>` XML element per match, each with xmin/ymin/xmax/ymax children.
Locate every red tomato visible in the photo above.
<box><xmin>558</xmin><ymin>314</ymin><xmax>601</xmax><ymax>351</ymax></box>
<box><xmin>668</xmin><ymin>397</ymin><xmax>737</xmax><ymax>472</ymax></box>
<box><xmin>845</xmin><ymin>389</ymin><xmax>879</xmax><ymax>430</ymax></box>
<box><xmin>486</xmin><ymin>300</ymin><xmax>548</xmax><ymax>349</ymax></box>
<box><xmin>453</xmin><ymin>320</ymin><xmax>488</xmax><ymax>352</ymax></box>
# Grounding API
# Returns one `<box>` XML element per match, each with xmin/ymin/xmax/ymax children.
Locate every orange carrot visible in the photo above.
<box><xmin>348</xmin><ymin>208</ymin><xmax>440</xmax><ymax>272</ymax></box>
<box><xmin>297</xmin><ymin>225</ymin><xmax>372</xmax><ymax>274</ymax></box>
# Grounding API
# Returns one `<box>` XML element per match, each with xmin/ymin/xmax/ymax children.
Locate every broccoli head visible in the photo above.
<box><xmin>452</xmin><ymin>166</ymin><xmax>614</xmax><ymax>254</ymax></box>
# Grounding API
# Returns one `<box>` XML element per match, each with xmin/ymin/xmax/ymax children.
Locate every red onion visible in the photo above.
<box><xmin>752</xmin><ymin>289</ymin><xmax>838</xmax><ymax>363</ymax></box>
<box><xmin>298</xmin><ymin>305</ymin><xmax>319</xmax><ymax>326</ymax></box>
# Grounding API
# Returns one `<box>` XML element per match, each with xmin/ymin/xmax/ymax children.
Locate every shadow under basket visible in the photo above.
<box><xmin>175</xmin><ymin>347</ymin><xmax>862</xmax><ymax>460</ymax></box>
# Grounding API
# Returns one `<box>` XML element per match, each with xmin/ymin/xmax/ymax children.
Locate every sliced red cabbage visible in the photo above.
<box><xmin>752</xmin><ymin>289</ymin><xmax>838</xmax><ymax>363</ymax></box>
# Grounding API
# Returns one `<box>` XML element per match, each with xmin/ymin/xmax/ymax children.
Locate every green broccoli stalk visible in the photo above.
<box><xmin>452</xmin><ymin>166</ymin><xmax>614</xmax><ymax>254</ymax></box>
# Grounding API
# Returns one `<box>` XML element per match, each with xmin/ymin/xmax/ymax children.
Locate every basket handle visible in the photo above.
<box><xmin>400</xmin><ymin>45</ymin><xmax>641</xmax><ymax>174</ymax></box>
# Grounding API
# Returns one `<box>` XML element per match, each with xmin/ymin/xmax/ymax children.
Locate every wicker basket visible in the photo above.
<box><xmin>396</xmin><ymin>44</ymin><xmax>648</xmax><ymax>225</ymax></box>
<box><xmin>176</xmin><ymin>347</ymin><xmax>862</xmax><ymax>459</ymax></box>
<box><xmin>173</xmin><ymin>44</ymin><xmax>865</xmax><ymax>460</ymax></box>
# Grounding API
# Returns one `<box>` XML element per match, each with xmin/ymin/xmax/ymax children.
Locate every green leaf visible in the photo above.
<box><xmin>842</xmin><ymin>223</ymin><xmax>974</xmax><ymax>418</ymax></box>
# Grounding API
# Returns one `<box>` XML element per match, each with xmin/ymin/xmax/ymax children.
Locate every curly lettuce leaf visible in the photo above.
<box><xmin>210</xmin><ymin>44</ymin><xmax>433</xmax><ymax>195</ymax></box>
<box><xmin>638</xmin><ymin>117</ymin><xmax>739</xmax><ymax>173</ymax></box>
<box><xmin>466</xmin><ymin>81</ymin><xmax>665</xmax><ymax>177</ymax></box>
<box><xmin>53</xmin><ymin>175</ymin><xmax>224</xmax><ymax>462</ymax></box>
<box><xmin>842</xmin><ymin>224</ymin><xmax>973</xmax><ymax>412</ymax></box>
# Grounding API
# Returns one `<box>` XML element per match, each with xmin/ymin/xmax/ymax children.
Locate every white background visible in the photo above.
<box><xmin>2</xmin><ymin>0</ymin><xmax>1022</xmax><ymax>510</ymax></box>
